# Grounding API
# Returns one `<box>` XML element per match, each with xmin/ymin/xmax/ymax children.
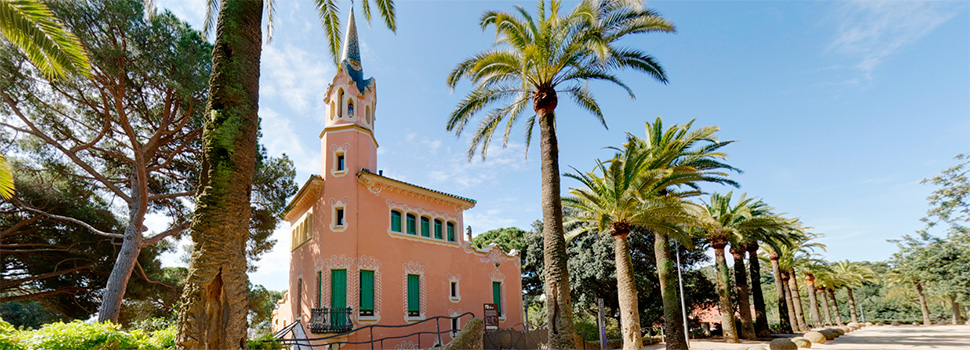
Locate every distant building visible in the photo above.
<box><xmin>271</xmin><ymin>8</ymin><xmax>523</xmax><ymax>349</ymax></box>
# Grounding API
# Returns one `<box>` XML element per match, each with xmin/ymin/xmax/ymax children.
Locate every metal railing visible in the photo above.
<box><xmin>278</xmin><ymin>312</ymin><xmax>476</xmax><ymax>350</ymax></box>
<box><xmin>308</xmin><ymin>307</ymin><xmax>355</xmax><ymax>334</ymax></box>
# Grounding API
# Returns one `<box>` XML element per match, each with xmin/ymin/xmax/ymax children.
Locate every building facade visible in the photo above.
<box><xmin>271</xmin><ymin>9</ymin><xmax>523</xmax><ymax>348</ymax></box>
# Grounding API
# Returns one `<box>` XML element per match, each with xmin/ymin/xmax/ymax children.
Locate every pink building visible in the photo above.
<box><xmin>271</xmin><ymin>8</ymin><xmax>523</xmax><ymax>349</ymax></box>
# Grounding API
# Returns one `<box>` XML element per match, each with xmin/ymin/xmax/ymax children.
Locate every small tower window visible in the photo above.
<box><xmin>337</xmin><ymin>89</ymin><xmax>345</xmax><ymax>118</ymax></box>
<box><xmin>348</xmin><ymin>100</ymin><xmax>355</xmax><ymax>118</ymax></box>
<box><xmin>337</xmin><ymin>154</ymin><xmax>345</xmax><ymax>171</ymax></box>
<box><xmin>335</xmin><ymin>208</ymin><xmax>345</xmax><ymax>226</ymax></box>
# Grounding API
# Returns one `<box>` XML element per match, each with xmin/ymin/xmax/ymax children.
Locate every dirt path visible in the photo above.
<box><xmin>644</xmin><ymin>324</ymin><xmax>970</xmax><ymax>350</ymax></box>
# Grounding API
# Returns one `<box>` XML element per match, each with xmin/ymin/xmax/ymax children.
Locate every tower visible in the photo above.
<box><xmin>321</xmin><ymin>6</ymin><xmax>378</xmax><ymax>179</ymax></box>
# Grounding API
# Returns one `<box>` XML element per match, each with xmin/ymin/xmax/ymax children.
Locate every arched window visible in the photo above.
<box><xmin>337</xmin><ymin>89</ymin><xmax>345</xmax><ymax>118</ymax></box>
<box><xmin>348</xmin><ymin>100</ymin><xmax>355</xmax><ymax>118</ymax></box>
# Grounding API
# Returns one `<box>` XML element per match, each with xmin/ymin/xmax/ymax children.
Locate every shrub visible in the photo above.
<box><xmin>249</xmin><ymin>334</ymin><xmax>283</xmax><ymax>350</ymax></box>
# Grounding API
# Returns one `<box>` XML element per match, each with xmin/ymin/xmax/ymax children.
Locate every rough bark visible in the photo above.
<box><xmin>819</xmin><ymin>288</ymin><xmax>833</xmax><ymax>326</ymax></box>
<box><xmin>655</xmin><ymin>232</ymin><xmax>688</xmax><ymax>350</ymax></box>
<box><xmin>780</xmin><ymin>272</ymin><xmax>798</xmax><ymax>332</ymax></box>
<box><xmin>827</xmin><ymin>289</ymin><xmax>844</xmax><ymax>325</ymax></box>
<box><xmin>612</xmin><ymin>232</ymin><xmax>643</xmax><ymax>350</ymax></box>
<box><xmin>97</xmin><ymin>220</ymin><xmax>143</xmax><ymax>322</ymax></box>
<box><xmin>845</xmin><ymin>287</ymin><xmax>859</xmax><ymax>324</ymax></box>
<box><xmin>950</xmin><ymin>293</ymin><xmax>964</xmax><ymax>325</ymax></box>
<box><xmin>805</xmin><ymin>275</ymin><xmax>822</xmax><ymax>327</ymax></box>
<box><xmin>730</xmin><ymin>247</ymin><xmax>756</xmax><ymax>340</ymax></box>
<box><xmin>787</xmin><ymin>269</ymin><xmax>808</xmax><ymax>331</ymax></box>
<box><xmin>770</xmin><ymin>256</ymin><xmax>792</xmax><ymax>333</ymax></box>
<box><xmin>175</xmin><ymin>1</ymin><xmax>262</xmax><ymax>349</ymax></box>
<box><xmin>534</xmin><ymin>90</ymin><xmax>575</xmax><ymax>350</ymax></box>
<box><xmin>746</xmin><ymin>245</ymin><xmax>769</xmax><ymax>338</ymax></box>
<box><xmin>713</xmin><ymin>245</ymin><xmax>739</xmax><ymax>343</ymax></box>
<box><xmin>915</xmin><ymin>282</ymin><xmax>931</xmax><ymax>326</ymax></box>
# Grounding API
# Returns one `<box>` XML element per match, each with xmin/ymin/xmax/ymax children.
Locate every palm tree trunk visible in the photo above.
<box><xmin>175</xmin><ymin>1</ymin><xmax>262</xmax><ymax>348</ymax></box>
<box><xmin>655</xmin><ymin>232</ymin><xmax>688</xmax><ymax>350</ymax></box>
<box><xmin>730</xmin><ymin>247</ymin><xmax>756</xmax><ymax>340</ymax></box>
<box><xmin>746</xmin><ymin>245</ymin><xmax>770</xmax><ymax>338</ymax></box>
<box><xmin>805</xmin><ymin>275</ymin><xmax>822</xmax><ymax>327</ymax></box>
<box><xmin>819</xmin><ymin>287</ymin><xmax>833</xmax><ymax>325</ymax></box>
<box><xmin>786</xmin><ymin>269</ymin><xmax>808</xmax><ymax>331</ymax></box>
<box><xmin>915</xmin><ymin>282</ymin><xmax>931</xmax><ymax>325</ymax></box>
<box><xmin>827</xmin><ymin>289</ymin><xmax>844</xmax><ymax>325</ymax></box>
<box><xmin>535</xmin><ymin>92</ymin><xmax>576</xmax><ymax>350</ymax></box>
<box><xmin>770</xmin><ymin>256</ymin><xmax>792</xmax><ymax>333</ymax></box>
<box><xmin>713</xmin><ymin>244</ymin><xmax>739</xmax><ymax>343</ymax></box>
<box><xmin>613</xmin><ymin>232</ymin><xmax>643</xmax><ymax>350</ymax></box>
<box><xmin>950</xmin><ymin>293</ymin><xmax>964</xmax><ymax>325</ymax></box>
<box><xmin>781</xmin><ymin>272</ymin><xmax>798</xmax><ymax>332</ymax></box>
<box><xmin>845</xmin><ymin>287</ymin><xmax>859</xmax><ymax>324</ymax></box>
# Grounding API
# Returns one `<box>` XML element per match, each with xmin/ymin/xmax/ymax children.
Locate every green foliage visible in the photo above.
<box><xmin>471</xmin><ymin>227</ymin><xmax>527</xmax><ymax>252</ymax></box>
<box><xmin>921</xmin><ymin>154</ymin><xmax>969</xmax><ymax>227</ymax></box>
<box><xmin>248</xmin><ymin>283</ymin><xmax>286</xmax><ymax>337</ymax></box>
<box><xmin>247</xmin><ymin>334</ymin><xmax>283</xmax><ymax>350</ymax></box>
<box><xmin>0</xmin><ymin>0</ymin><xmax>90</xmax><ymax>79</ymax></box>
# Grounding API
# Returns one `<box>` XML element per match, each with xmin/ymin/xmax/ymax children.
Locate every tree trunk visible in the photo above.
<box><xmin>730</xmin><ymin>247</ymin><xmax>756</xmax><ymax>340</ymax></box>
<box><xmin>786</xmin><ymin>269</ymin><xmax>808</xmax><ymax>331</ymax></box>
<box><xmin>746</xmin><ymin>245</ymin><xmax>769</xmax><ymax>338</ymax></box>
<box><xmin>950</xmin><ymin>293</ymin><xmax>964</xmax><ymax>325</ymax></box>
<box><xmin>175</xmin><ymin>1</ymin><xmax>262</xmax><ymax>349</ymax></box>
<box><xmin>534</xmin><ymin>91</ymin><xmax>575</xmax><ymax>350</ymax></box>
<box><xmin>914</xmin><ymin>282</ymin><xmax>931</xmax><ymax>325</ymax></box>
<box><xmin>770</xmin><ymin>256</ymin><xmax>792</xmax><ymax>333</ymax></box>
<box><xmin>827</xmin><ymin>289</ymin><xmax>844</xmax><ymax>325</ymax></box>
<box><xmin>780</xmin><ymin>272</ymin><xmax>798</xmax><ymax>332</ymax></box>
<box><xmin>613</xmin><ymin>233</ymin><xmax>643</xmax><ymax>350</ymax></box>
<box><xmin>845</xmin><ymin>287</ymin><xmax>858</xmax><ymax>324</ymax></box>
<box><xmin>655</xmin><ymin>232</ymin><xmax>687</xmax><ymax>350</ymax></box>
<box><xmin>819</xmin><ymin>287</ymin><xmax>833</xmax><ymax>325</ymax></box>
<box><xmin>713</xmin><ymin>245</ymin><xmax>738</xmax><ymax>343</ymax></box>
<box><xmin>805</xmin><ymin>275</ymin><xmax>822</xmax><ymax>328</ymax></box>
<box><xmin>97</xmin><ymin>219</ymin><xmax>144</xmax><ymax>322</ymax></box>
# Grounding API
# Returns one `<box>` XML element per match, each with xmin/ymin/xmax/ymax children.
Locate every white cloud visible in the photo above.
<box><xmin>259</xmin><ymin>107</ymin><xmax>321</xmax><ymax>174</ymax></box>
<box><xmin>827</xmin><ymin>0</ymin><xmax>960</xmax><ymax>83</ymax></box>
<box><xmin>260</xmin><ymin>44</ymin><xmax>334</xmax><ymax>120</ymax></box>
<box><xmin>427</xmin><ymin>137</ymin><xmax>526</xmax><ymax>188</ymax></box>
<box><xmin>157</xmin><ymin>0</ymin><xmax>206</xmax><ymax>29</ymax></box>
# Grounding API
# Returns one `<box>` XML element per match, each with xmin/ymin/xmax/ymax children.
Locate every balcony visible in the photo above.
<box><xmin>308</xmin><ymin>307</ymin><xmax>354</xmax><ymax>334</ymax></box>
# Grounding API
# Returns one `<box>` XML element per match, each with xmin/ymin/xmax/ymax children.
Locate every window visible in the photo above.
<box><xmin>447</xmin><ymin>222</ymin><xmax>456</xmax><ymax>242</ymax></box>
<box><xmin>420</xmin><ymin>217</ymin><xmax>430</xmax><ymax>237</ymax></box>
<box><xmin>348</xmin><ymin>100</ymin><xmax>355</xmax><ymax>117</ymax></box>
<box><xmin>336</xmin><ymin>208</ymin><xmax>345</xmax><ymax>226</ymax></box>
<box><xmin>337</xmin><ymin>89</ymin><xmax>345</xmax><ymax>118</ymax></box>
<box><xmin>450</xmin><ymin>282</ymin><xmax>458</xmax><ymax>298</ymax></box>
<box><xmin>434</xmin><ymin>220</ymin><xmax>443</xmax><ymax>239</ymax></box>
<box><xmin>406</xmin><ymin>214</ymin><xmax>416</xmax><ymax>235</ymax></box>
<box><xmin>407</xmin><ymin>274</ymin><xmax>420</xmax><ymax>317</ymax></box>
<box><xmin>297</xmin><ymin>278</ymin><xmax>303</xmax><ymax>319</ymax></box>
<box><xmin>316</xmin><ymin>271</ymin><xmax>322</xmax><ymax>307</ymax></box>
<box><xmin>492</xmin><ymin>282</ymin><xmax>502</xmax><ymax>314</ymax></box>
<box><xmin>292</xmin><ymin>212</ymin><xmax>314</xmax><ymax>250</ymax></box>
<box><xmin>391</xmin><ymin>210</ymin><xmax>402</xmax><ymax>232</ymax></box>
<box><xmin>451</xmin><ymin>317</ymin><xmax>460</xmax><ymax>337</ymax></box>
<box><xmin>360</xmin><ymin>270</ymin><xmax>375</xmax><ymax>316</ymax></box>
<box><xmin>337</xmin><ymin>154</ymin><xmax>345</xmax><ymax>171</ymax></box>
<box><xmin>331</xmin><ymin>269</ymin><xmax>348</xmax><ymax>328</ymax></box>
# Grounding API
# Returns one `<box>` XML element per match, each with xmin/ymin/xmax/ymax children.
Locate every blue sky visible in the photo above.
<box><xmin>156</xmin><ymin>0</ymin><xmax>969</xmax><ymax>291</ymax></box>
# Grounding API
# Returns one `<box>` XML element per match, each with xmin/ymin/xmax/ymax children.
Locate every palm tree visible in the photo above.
<box><xmin>626</xmin><ymin>117</ymin><xmax>739</xmax><ymax>348</ymax></box>
<box><xmin>446</xmin><ymin>1</ymin><xmax>674</xmax><ymax>346</ymax></box>
<box><xmin>745</xmin><ymin>223</ymin><xmax>795</xmax><ymax>337</ymax></box>
<box><xmin>700</xmin><ymin>192</ymin><xmax>787</xmax><ymax>343</ymax></box>
<box><xmin>802</xmin><ymin>262</ymin><xmax>832</xmax><ymax>327</ymax></box>
<box><xmin>886</xmin><ymin>270</ymin><xmax>932</xmax><ymax>325</ymax></box>
<box><xmin>564</xmin><ymin>141</ymin><xmax>708</xmax><ymax>350</ymax></box>
<box><xmin>830</xmin><ymin>260</ymin><xmax>874</xmax><ymax>324</ymax></box>
<box><xmin>0</xmin><ymin>0</ymin><xmax>92</xmax><ymax>200</ymax></box>
<box><xmin>174</xmin><ymin>0</ymin><xmax>395</xmax><ymax>346</ymax></box>
<box><xmin>774</xmin><ymin>230</ymin><xmax>826</xmax><ymax>331</ymax></box>
<box><xmin>815</xmin><ymin>270</ymin><xmax>846</xmax><ymax>325</ymax></box>
<box><xmin>725</xmin><ymin>203</ymin><xmax>791</xmax><ymax>339</ymax></box>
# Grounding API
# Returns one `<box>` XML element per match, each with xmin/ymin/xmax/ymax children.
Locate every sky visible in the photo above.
<box><xmin>154</xmin><ymin>0</ymin><xmax>970</xmax><ymax>292</ymax></box>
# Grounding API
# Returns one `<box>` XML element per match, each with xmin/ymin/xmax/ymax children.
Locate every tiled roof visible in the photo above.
<box><xmin>358</xmin><ymin>168</ymin><xmax>476</xmax><ymax>204</ymax></box>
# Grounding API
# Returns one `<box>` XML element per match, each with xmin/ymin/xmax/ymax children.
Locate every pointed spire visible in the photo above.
<box><xmin>341</xmin><ymin>6</ymin><xmax>361</xmax><ymax>66</ymax></box>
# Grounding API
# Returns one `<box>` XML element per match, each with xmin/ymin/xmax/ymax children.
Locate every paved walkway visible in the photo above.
<box><xmin>644</xmin><ymin>324</ymin><xmax>970</xmax><ymax>350</ymax></box>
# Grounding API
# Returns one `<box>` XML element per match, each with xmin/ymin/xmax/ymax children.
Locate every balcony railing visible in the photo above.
<box><xmin>308</xmin><ymin>307</ymin><xmax>354</xmax><ymax>334</ymax></box>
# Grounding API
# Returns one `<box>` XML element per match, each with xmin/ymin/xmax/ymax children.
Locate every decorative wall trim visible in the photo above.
<box><xmin>328</xmin><ymin>197</ymin><xmax>350</xmax><ymax>232</ymax></box>
<box><xmin>321</xmin><ymin>254</ymin><xmax>383</xmax><ymax>323</ymax></box>
<box><xmin>402</xmin><ymin>261</ymin><xmax>427</xmax><ymax>322</ymax></box>
<box><xmin>447</xmin><ymin>273</ymin><xmax>462</xmax><ymax>303</ymax></box>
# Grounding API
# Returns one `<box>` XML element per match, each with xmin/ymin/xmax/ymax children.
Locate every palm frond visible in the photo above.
<box><xmin>0</xmin><ymin>0</ymin><xmax>90</xmax><ymax>79</ymax></box>
<box><xmin>0</xmin><ymin>153</ymin><xmax>13</xmax><ymax>199</ymax></box>
<box><xmin>315</xmin><ymin>0</ymin><xmax>341</xmax><ymax>65</ymax></box>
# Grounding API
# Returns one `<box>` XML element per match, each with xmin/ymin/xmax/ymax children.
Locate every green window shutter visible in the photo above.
<box><xmin>434</xmin><ymin>220</ymin><xmax>442</xmax><ymax>239</ymax></box>
<box><xmin>360</xmin><ymin>270</ymin><xmax>374</xmax><ymax>313</ymax></box>
<box><xmin>331</xmin><ymin>269</ymin><xmax>347</xmax><ymax>309</ymax></box>
<box><xmin>391</xmin><ymin>211</ymin><xmax>402</xmax><ymax>232</ymax></box>
<box><xmin>407</xmin><ymin>274</ymin><xmax>420</xmax><ymax>314</ymax></box>
<box><xmin>407</xmin><ymin>215</ymin><xmax>416</xmax><ymax>235</ymax></box>
<box><xmin>447</xmin><ymin>223</ymin><xmax>455</xmax><ymax>242</ymax></box>
<box><xmin>492</xmin><ymin>282</ymin><xmax>502</xmax><ymax>314</ymax></box>
<box><xmin>316</xmin><ymin>271</ymin><xmax>322</xmax><ymax>307</ymax></box>
<box><xmin>420</xmin><ymin>218</ymin><xmax>430</xmax><ymax>237</ymax></box>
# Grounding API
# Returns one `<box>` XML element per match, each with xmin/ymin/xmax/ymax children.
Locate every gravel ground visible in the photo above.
<box><xmin>643</xmin><ymin>324</ymin><xmax>970</xmax><ymax>350</ymax></box>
